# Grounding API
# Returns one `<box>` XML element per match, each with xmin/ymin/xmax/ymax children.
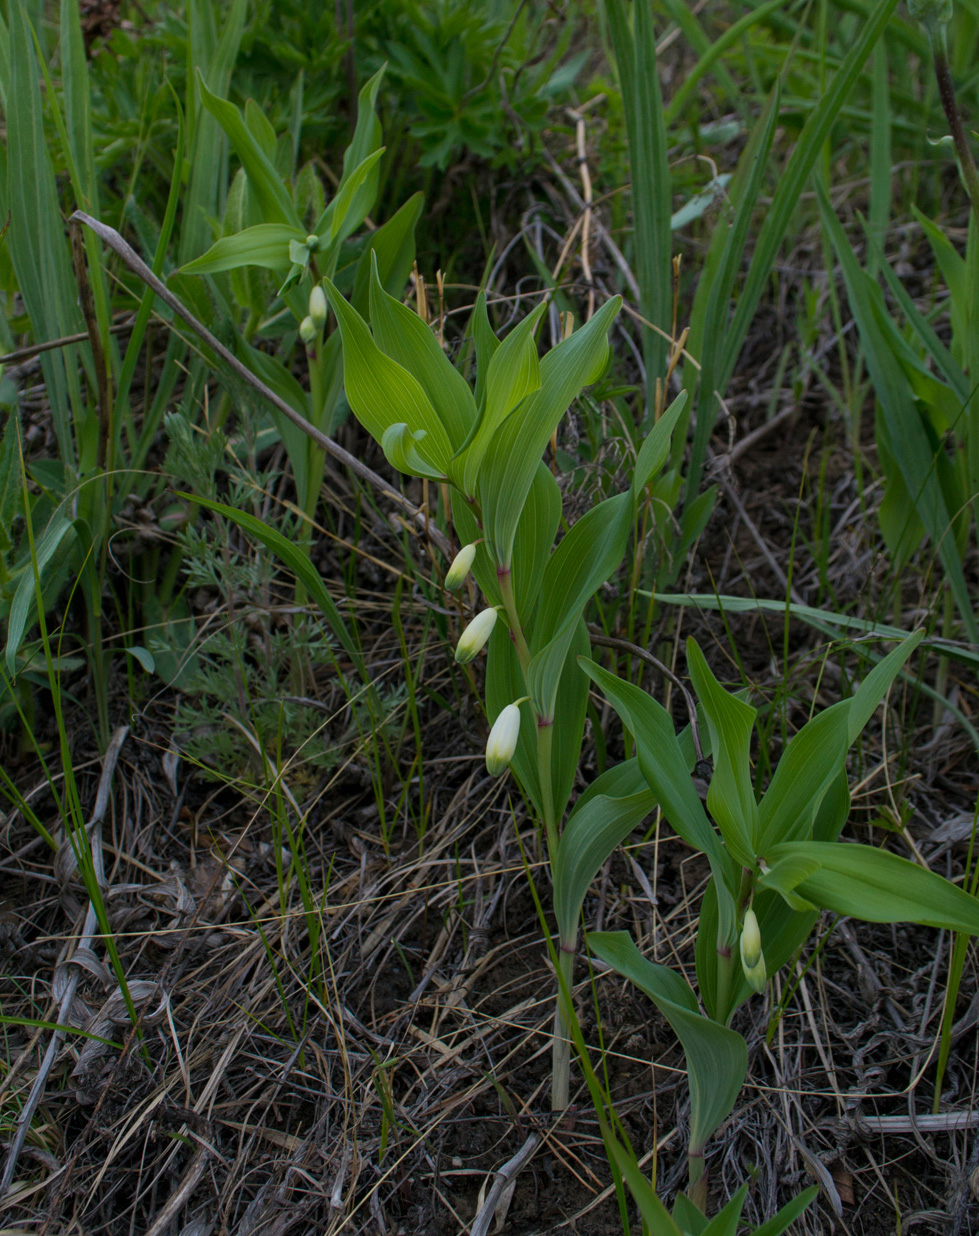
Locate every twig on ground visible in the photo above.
<box><xmin>470</xmin><ymin>1130</ymin><xmax>542</xmax><ymax>1236</ymax></box>
<box><xmin>0</xmin><ymin>726</ymin><xmax>129</xmax><ymax>1198</ymax></box>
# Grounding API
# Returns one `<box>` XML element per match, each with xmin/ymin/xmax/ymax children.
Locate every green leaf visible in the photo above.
<box><xmin>549</xmin><ymin>619</ymin><xmax>593</xmax><ymax>826</ymax></box>
<box><xmin>604</xmin><ymin>1137</ymin><xmax>685</xmax><ymax>1235</ymax></box>
<box><xmin>673</xmin><ymin>1192</ymin><xmax>709</xmax><ymax>1235</ymax></box>
<box><xmin>319</xmin><ymin>147</ymin><xmax>385</xmax><ymax>248</ymax></box>
<box><xmin>554</xmin><ymin>717</ymin><xmax>703</xmax><ymax>947</ymax></box>
<box><xmin>323</xmin><ymin>282</ymin><xmax>454</xmax><ymax>472</ymax></box>
<box><xmin>351</xmin><ymin>192</ymin><xmax>424</xmax><ymax>316</ymax></box>
<box><xmin>700</xmin><ymin>1185</ymin><xmax>750</xmax><ymax>1236</ymax></box>
<box><xmin>471</xmin><ymin>291</ymin><xmax>501</xmax><ymax>411</ymax></box>
<box><xmin>5</xmin><ymin>511</ymin><xmax>75</xmax><ymax>676</ymax></box>
<box><xmin>749</xmin><ymin>1187</ymin><xmax>819</xmax><ymax>1236</ymax></box>
<box><xmin>510</xmin><ymin>460</ymin><xmax>563</xmax><ymax>619</ymax></box>
<box><xmin>588</xmin><ymin>931</ymin><xmax>747</xmax><ymax>1157</ymax></box>
<box><xmin>478</xmin><ymin>297</ymin><xmax>620</xmax><ymax>566</ymax></box>
<box><xmin>196</xmin><ymin>68</ymin><xmax>300</xmax><ymax>228</ymax></box>
<box><xmin>847</xmin><ymin>629</ymin><xmax>924</xmax><ymax>742</ymax></box>
<box><xmin>578</xmin><ymin>659</ymin><xmax>728</xmax><ymax>875</ymax></box>
<box><xmin>125</xmin><ymin>645</ymin><xmax>155</xmax><ymax>674</ymax></box>
<box><xmin>632</xmin><ymin>391</ymin><xmax>688</xmax><ymax>500</ymax></box>
<box><xmin>179</xmin><ymin>223</ymin><xmax>304</xmax><ymax>275</ymax></box>
<box><xmin>683</xmin><ymin>81</ymin><xmax>778</xmax><ymax>497</ymax></box>
<box><xmin>179</xmin><ymin>0</ymin><xmax>247</xmax><ymax>263</ymax></box>
<box><xmin>757</xmin><ymin>701</ymin><xmax>851</xmax><ymax>849</ymax></box>
<box><xmin>686</xmin><ymin>639</ymin><xmax>759</xmax><ymax>866</ymax></box>
<box><xmin>553</xmin><ymin>764</ymin><xmax>655</xmax><ymax>944</ymax></box>
<box><xmin>381</xmin><ymin>423</ymin><xmax>446</xmax><ymax>481</ymax></box>
<box><xmin>0</xmin><ymin>415</ymin><xmax>20</xmax><ymax>555</ymax></box>
<box><xmin>458</xmin><ymin>302</ymin><xmax>547</xmax><ymax>497</ymax></box>
<box><xmin>314</xmin><ymin>66</ymin><xmax>384</xmax><ymax>243</ymax></box>
<box><xmin>762</xmin><ymin>842</ymin><xmax>979</xmax><ymax>933</ymax></box>
<box><xmin>368</xmin><ymin>256</ymin><xmax>476</xmax><ymax>452</ymax></box>
<box><xmin>527</xmin><ymin>491</ymin><xmax>633</xmax><ymax>720</ymax></box>
<box><xmin>655</xmin><ymin>592</ymin><xmax>973</xmax><ymax>669</ymax></box>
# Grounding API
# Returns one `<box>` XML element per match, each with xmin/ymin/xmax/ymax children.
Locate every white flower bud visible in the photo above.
<box><xmin>454</xmin><ymin>607</ymin><xmax>497</xmax><ymax>664</ymax></box>
<box><xmin>486</xmin><ymin>703</ymin><xmax>521</xmax><ymax>776</ymax></box>
<box><xmin>299</xmin><ymin>316</ymin><xmax>317</xmax><ymax>346</ymax></box>
<box><xmin>445</xmin><ymin>543</ymin><xmax>477</xmax><ymax>590</ymax></box>
<box><xmin>309</xmin><ymin>284</ymin><xmax>327</xmax><ymax>329</ymax></box>
<box><xmin>740</xmin><ymin>908</ymin><xmax>767</xmax><ymax>994</ymax></box>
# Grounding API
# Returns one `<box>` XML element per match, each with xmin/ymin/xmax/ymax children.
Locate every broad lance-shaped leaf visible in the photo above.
<box><xmin>757</xmin><ymin>630</ymin><xmax>924</xmax><ymax>849</ymax></box>
<box><xmin>471</xmin><ymin>291</ymin><xmax>500</xmax><ymax>411</ymax></box>
<box><xmin>553</xmin><ymin>760</ymin><xmax>654</xmax><ymax>944</ymax></box>
<box><xmin>319</xmin><ymin>147</ymin><xmax>384</xmax><ymax>248</ymax></box>
<box><xmin>578</xmin><ymin>660</ymin><xmax>730</xmax><ymax>872</ymax></box>
<box><xmin>631</xmin><ymin>390</ymin><xmax>688</xmax><ymax>502</ymax></box>
<box><xmin>579</xmin><ymin>658</ymin><xmax>739</xmax><ymax>945</ymax></box>
<box><xmin>351</xmin><ymin>192</ymin><xmax>424</xmax><ymax>317</ymax></box>
<box><xmin>554</xmin><ymin>710</ymin><xmax>705</xmax><ymax>947</ymax></box>
<box><xmin>313</xmin><ymin>66</ymin><xmax>383</xmax><ymax>243</ymax></box>
<box><xmin>525</xmin><ymin>393</ymin><xmax>688</xmax><ymax>721</ymax></box>
<box><xmin>764</xmin><ymin>623</ymin><xmax>923</xmax><ymax>840</ymax></box>
<box><xmin>760</xmin><ymin>842</ymin><xmax>979</xmax><ymax>934</ymax></box>
<box><xmin>456</xmin><ymin>301</ymin><xmax>547</xmax><ymax>497</ymax></box>
<box><xmin>196</xmin><ymin>69</ymin><xmax>299</xmax><ymax>228</ymax></box>
<box><xmin>527</xmin><ymin>491</ymin><xmax>633</xmax><ymax>720</ymax></box>
<box><xmin>381</xmin><ymin>424</ymin><xmax>445</xmax><ymax>481</ymax></box>
<box><xmin>588</xmin><ymin>932</ymin><xmax>747</xmax><ymax>1159</ymax></box>
<box><xmin>179</xmin><ymin>223</ymin><xmax>305</xmax><ymax>276</ymax></box>
<box><xmin>478</xmin><ymin>296</ymin><xmax>620</xmax><ymax>567</ymax></box>
<box><xmin>324</xmin><ymin>281</ymin><xmax>454</xmax><ymax>473</ymax></box>
<box><xmin>756</xmin><ymin>702</ymin><xmax>850</xmax><ymax>849</ymax></box>
<box><xmin>686</xmin><ymin>639</ymin><xmax>759</xmax><ymax>866</ymax></box>
<box><xmin>453</xmin><ymin>461</ymin><xmax>560</xmax><ymax>618</ymax></box>
<box><xmin>368</xmin><ymin>256</ymin><xmax>476</xmax><ymax>452</ymax></box>
<box><xmin>485</xmin><ymin>615</ymin><xmax>589</xmax><ymax>824</ymax></box>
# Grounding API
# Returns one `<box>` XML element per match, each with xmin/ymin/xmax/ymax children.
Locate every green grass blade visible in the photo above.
<box><xmin>687</xmin><ymin>0</ymin><xmax>898</xmax><ymax>502</ymax></box>
<box><xmin>179</xmin><ymin>0</ymin><xmax>247</xmax><ymax>263</ymax></box>
<box><xmin>588</xmin><ymin>931</ymin><xmax>748</xmax><ymax>1162</ymax></box>
<box><xmin>605</xmin><ymin>0</ymin><xmax>671</xmax><ymax>406</ymax></box>
<box><xmin>818</xmin><ymin>180</ymin><xmax>978</xmax><ymax>642</ymax></box>
<box><xmin>6</xmin><ymin>0</ymin><xmax>85</xmax><ymax>464</ymax></box>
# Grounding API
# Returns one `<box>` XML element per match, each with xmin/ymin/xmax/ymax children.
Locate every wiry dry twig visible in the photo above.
<box><xmin>1</xmin><ymin>726</ymin><xmax>129</xmax><ymax>1197</ymax></box>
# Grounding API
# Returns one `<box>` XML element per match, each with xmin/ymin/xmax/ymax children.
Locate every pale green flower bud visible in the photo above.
<box><xmin>309</xmin><ymin>284</ymin><xmax>327</xmax><ymax>329</ymax></box>
<box><xmin>299</xmin><ymin>316</ymin><xmax>317</xmax><ymax>346</ymax></box>
<box><xmin>455</xmin><ymin>607</ymin><xmax>497</xmax><ymax>663</ymax></box>
<box><xmin>306</xmin><ymin>233</ymin><xmax>321</xmax><ymax>251</ymax></box>
<box><xmin>740</xmin><ymin>908</ymin><xmax>767</xmax><ymax>994</ymax></box>
<box><xmin>486</xmin><ymin>703</ymin><xmax>521</xmax><ymax>776</ymax></box>
<box><xmin>445</xmin><ymin>543</ymin><xmax>477</xmax><ymax>590</ymax></box>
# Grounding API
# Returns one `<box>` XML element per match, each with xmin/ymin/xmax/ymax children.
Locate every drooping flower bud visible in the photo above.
<box><xmin>486</xmin><ymin>703</ymin><xmax>521</xmax><ymax>776</ymax></box>
<box><xmin>454</xmin><ymin>608</ymin><xmax>497</xmax><ymax>664</ymax></box>
<box><xmin>299</xmin><ymin>316</ymin><xmax>317</xmax><ymax>346</ymax></box>
<box><xmin>445</xmin><ymin>543</ymin><xmax>477</xmax><ymax>590</ymax></box>
<box><xmin>740</xmin><ymin>907</ymin><xmax>767</xmax><ymax>994</ymax></box>
<box><xmin>309</xmin><ymin>284</ymin><xmax>327</xmax><ymax>330</ymax></box>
